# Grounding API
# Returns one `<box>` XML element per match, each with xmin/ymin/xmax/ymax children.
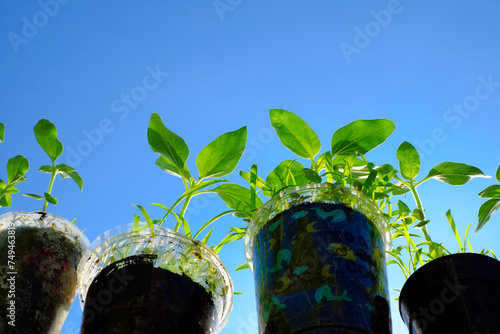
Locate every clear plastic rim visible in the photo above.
<box><xmin>78</xmin><ymin>222</ymin><xmax>234</xmax><ymax>331</ymax></box>
<box><xmin>244</xmin><ymin>183</ymin><xmax>391</xmax><ymax>272</ymax></box>
<box><xmin>0</xmin><ymin>211</ymin><xmax>92</xmax><ymax>277</ymax></box>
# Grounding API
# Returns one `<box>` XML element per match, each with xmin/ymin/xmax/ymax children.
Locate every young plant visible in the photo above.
<box><xmin>21</xmin><ymin>119</ymin><xmax>83</xmax><ymax>211</ymax></box>
<box><xmin>134</xmin><ymin>113</ymin><xmax>251</xmax><ymax>252</ymax></box>
<box><xmin>217</xmin><ymin>109</ymin><xmax>490</xmax><ymax>273</ymax></box>
<box><xmin>0</xmin><ymin>122</ymin><xmax>30</xmax><ymax>208</ymax></box>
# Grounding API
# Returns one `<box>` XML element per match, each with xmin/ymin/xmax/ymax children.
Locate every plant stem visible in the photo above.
<box><xmin>42</xmin><ymin>161</ymin><xmax>57</xmax><ymax>211</ymax></box>
<box><xmin>407</xmin><ymin>181</ymin><xmax>434</xmax><ymax>253</ymax></box>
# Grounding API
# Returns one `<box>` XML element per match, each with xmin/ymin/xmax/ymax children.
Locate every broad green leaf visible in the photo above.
<box><xmin>0</xmin><ymin>193</ymin><xmax>11</xmax><ymax>207</ymax></box>
<box><xmin>44</xmin><ymin>192</ymin><xmax>58</xmax><ymax>205</ymax></box>
<box><xmin>196</xmin><ymin>126</ymin><xmax>247</xmax><ymax>179</ymax></box>
<box><xmin>397</xmin><ymin>200</ymin><xmax>410</xmax><ymax>218</ymax></box>
<box><xmin>34</xmin><ymin>119</ymin><xmax>63</xmax><ymax>161</ymax></box>
<box><xmin>55</xmin><ymin>164</ymin><xmax>83</xmax><ymax>190</ymax></box>
<box><xmin>0</xmin><ymin>179</ymin><xmax>6</xmax><ymax>191</ymax></box>
<box><xmin>265</xmin><ymin>160</ymin><xmax>309</xmax><ymax>195</ymax></box>
<box><xmin>396</xmin><ymin>142</ymin><xmax>420</xmax><ymax>180</ymax></box>
<box><xmin>0</xmin><ymin>123</ymin><xmax>4</xmax><ymax>143</ymax></box>
<box><xmin>22</xmin><ymin>193</ymin><xmax>44</xmax><ymax>200</ymax></box>
<box><xmin>425</xmin><ymin>162</ymin><xmax>488</xmax><ymax>185</ymax></box>
<box><xmin>270</xmin><ymin>109</ymin><xmax>321</xmax><ymax>160</ymax></box>
<box><xmin>3</xmin><ymin>186</ymin><xmax>19</xmax><ymax>194</ymax></box>
<box><xmin>331</xmin><ymin>119</ymin><xmax>395</xmax><ymax>156</ymax></box>
<box><xmin>155</xmin><ymin>156</ymin><xmax>191</xmax><ymax>180</ymax></box>
<box><xmin>412</xmin><ymin>209</ymin><xmax>425</xmax><ymax>221</ymax></box>
<box><xmin>303</xmin><ymin>168</ymin><xmax>322</xmax><ymax>183</ymax></box>
<box><xmin>414</xmin><ymin>220</ymin><xmax>430</xmax><ymax>228</ymax></box>
<box><xmin>479</xmin><ymin>185</ymin><xmax>500</xmax><ymax>198</ymax></box>
<box><xmin>7</xmin><ymin>155</ymin><xmax>29</xmax><ymax>185</ymax></box>
<box><xmin>477</xmin><ymin>198</ymin><xmax>500</xmax><ymax>232</ymax></box>
<box><xmin>147</xmin><ymin>113</ymin><xmax>189</xmax><ymax>178</ymax></box>
<box><xmin>497</xmin><ymin>164</ymin><xmax>500</xmax><ymax>182</ymax></box>
<box><xmin>39</xmin><ymin>165</ymin><xmax>55</xmax><ymax>173</ymax></box>
<box><xmin>210</xmin><ymin>183</ymin><xmax>263</xmax><ymax>217</ymax></box>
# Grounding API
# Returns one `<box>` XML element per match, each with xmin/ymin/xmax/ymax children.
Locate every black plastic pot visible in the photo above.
<box><xmin>399</xmin><ymin>253</ymin><xmax>500</xmax><ymax>334</ymax></box>
<box><xmin>245</xmin><ymin>184</ymin><xmax>392</xmax><ymax>334</ymax></box>
<box><xmin>78</xmin><ymin>223</ymin><xmax>233</xmax><ymax>334</ymax></box>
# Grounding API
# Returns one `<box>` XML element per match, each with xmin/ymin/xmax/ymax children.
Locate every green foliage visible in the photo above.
<box><xmin>477</xmin><ymin>163</ymin><xmax>500</xmax><ymax>232</ymax></box>
<box><xmin>270</xmin><ymin>109</ymin><xmax>321</xmax><ymax>160</ymax></box>
<box><xmin>22</xmin><ymin>119</ymin><xmax>83</xmax><ymax>211</ymax></box>
<box><xmin>134</xmin><ymin>113</ymin><xmax>248</xmax><ymax>252</ymax></box>
<box><xmin>0</xmin><ymin>155</ymin><xmax>30</xmax><ymax>207</ymax></box>
<box><xmin>0</xmin><ymin>122</ymin><xmax>4</xmax><ymax>143</ymax></box>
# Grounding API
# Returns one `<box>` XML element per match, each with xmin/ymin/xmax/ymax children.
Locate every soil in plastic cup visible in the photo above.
<box><xmin>245</xmin><ymin>184</ymin><xmax>392</xmax><ymax>334</ymax></box>
<box><xmin>0</xmin><ymin>211</ymin><xmax>91</xmax><ymax>334</ymax></box>
<box><xmin>79</xmin><ymin>223</ymin><xmax>233</xmax><ymax>334</ymax></box>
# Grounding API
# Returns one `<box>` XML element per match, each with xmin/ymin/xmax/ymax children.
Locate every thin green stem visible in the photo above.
<box><xmin>42</xmin><ymin>161</ymin><xmax>57</xmax><ymax>211</ymax></box>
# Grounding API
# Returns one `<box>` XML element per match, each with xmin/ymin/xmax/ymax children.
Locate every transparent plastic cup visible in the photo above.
<box><xmin>0</xmin><ymin>211</ymin><xmax>91</xmax><ymax>334</ymax></box>
<box><xmin>79</xmin><ymin>223</ymin><xmax>234</xmax><ymax>334</ymax></box>
<box><xmin>245</xmin><ymin>183</ymin><xmax>392</xmax><ymax>334</ymax></box>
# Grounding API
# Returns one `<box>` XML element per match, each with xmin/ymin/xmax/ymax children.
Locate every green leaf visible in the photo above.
<box><xmin>414</xmin><ymin>220</ymin><xmax>430</xmax><ymax>228</ymax></box>
<box><xmin>210</xmin><ymin>183</ymin><xmax>263</xmax><ymax>218</ymax></box>
<box><xmin>270</xmin><ymin>109</ymin><xmax>321</xmax><ymax>160</ymax></box>
<box><xmin>235</xmin><ymin>263</ymin><xmax>249</xmax><ymax>271</ymax></box>
<box><xmin>425</xmin><ymin>162</ymin><xmax>489</xmax><ymax>185</ymax></box>
<box><xmin>397</xmin><ymin>200</ymin><xmax>410</xmax><ymax>218</ymax></box>
<box><xmin>0</xmin><ymin>193</ymin><xmax>11</xmax><ymax>207</ymax></box>
<box><xmin>0</xmin><ymin>123</ymin><xmax>4</xmax><ymax>143</ymax></box>
<box><xmin>38</xmin><ymin>165</ymin><xmax>55</xmax><ymax>173</ymax></box>
<box><xmin>239</xmin><ymin>171</ymin><xmax>267</xmax><ymax>189</ymax></box>
<box><xmin>131</xmin><ymin>204</ymin><xmax>154</xmax><ymax>230</ymax></box>
<box><xmin>302</xmin><ymin>168</ymin><xmax>322</xmax><ymax>183</ymax></box>
<box><xmin>147</xmin><ymin>113</ymin><xmax>189</xmax><ymax>178</ymax></box>
<box><xmin>496</xmin><ymin>164</ymin><xmax>500</xmax><ymax>183</ymax></box>
<box><xmin>412</xmin><ymin>209</ymin><xmax>425</xmax><ymax>221</ymax></box>
<box><xmin>155</xmin><ymin>156</ymin><xmax>191</xmax><ymax>179</ymax></box>
<box><xmin>196</xmin><ymin>126</ymin><xmax>247</xmax><ymax>179</ymax></box>
<box><xmin>446</xmin><ymin>210</ymin><xmax>463</xmax><ymax>251</ymax></box>
<box><xmin>331</xmin><ymin>119</ymin><xmax>395</xmax><ymax>156</ymax></box>
<box><xmin>34</xmin><ymin>119</ymin><xmax>63</xmax><ymax>161</ymax></box>
<box><xmin>7</xmin><ymin>155</ymin><xmax>29</xmax><ymax>185</ymax></box>
<box><xmin>22</xmin><ymin>193</ymin><xmax>44</xmax><ymax>200</ymax></box>
<box><xmin>44</xmin><ymin>192</ymin><xmax>58</xmax><ymax>205</ymax></box>
<box><xmin>266</xmin><ymin>160</ymin><xmax>309</xmax><ymax>194</ymax></box>
<box><xmin>396</xmin><ymin>141</ymin><xmax>420</xmax><ymax>180</ymax></box>
<box><xmin>200</xmin><ymin>228</ymin><xmax>213</xmax><ymax>245</ymax></box>
<box><xmin>55</xmin><ymin>164</ymin><xmax>83</xmax><ymax>191</ymax></box>
<box><xmin>479</xmin><ymin>185</ymin><xmax>500</xmax><ymax>198</ymax></box>
<box><xmin>477</xmin><ymin>198</ymin><xmax>500</xmax><ymax>232</ymax></box>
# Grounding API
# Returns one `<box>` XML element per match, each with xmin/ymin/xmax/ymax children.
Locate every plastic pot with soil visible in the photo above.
<box><xmin>0</xmin><ymin>211</ymin><xmax>91</xmax><ymax>334</ymax></box>
<box><xmin>399</xmin><ymin>253</ymin><xmax>500</xmax><ymax>334</ymax></box>
<box><xmin>245</xmin><ymin>183</ymin><xmax>392</xmax><ymax>334</ymax></box>
<box><xmin>78</xmin><ymin>223</ymin><xmax>234</xmax><ymax>334</ymax></box>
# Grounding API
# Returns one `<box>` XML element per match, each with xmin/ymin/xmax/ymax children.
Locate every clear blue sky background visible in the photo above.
<box><xmin>1</xmin><ymin>1</ymin><xmax>500</xmax><ymax>333</ymax></box>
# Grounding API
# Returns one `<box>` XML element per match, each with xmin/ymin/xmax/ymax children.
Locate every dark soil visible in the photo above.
<box><xmin>80</xmin><ymin>254</ymin><xmax>218</xmax><ymax>334</ymax></box>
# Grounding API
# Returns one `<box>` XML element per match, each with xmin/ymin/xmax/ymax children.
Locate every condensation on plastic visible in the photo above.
<box><xmin>245</xmin><ymin>183</ymin><xmax>391</xmax><ymax>272</ymax></box>
<box><xmin>78</xmin><ymin>222</ymin><xmax>234</xmax><ymax>331</ymax></box>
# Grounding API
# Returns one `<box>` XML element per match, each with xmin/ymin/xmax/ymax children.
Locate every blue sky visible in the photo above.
<box><xmin>1</xmin><ymin>1</ymin><xmax>500</xmax><ymax>333</ymax></box>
